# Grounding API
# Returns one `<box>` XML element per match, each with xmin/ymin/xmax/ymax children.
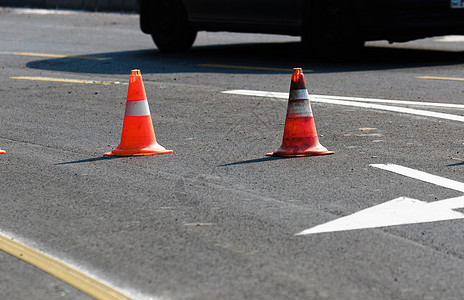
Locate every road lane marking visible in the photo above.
<box><xmin>223</xmin><ymin>89</ymin><xmax>464</xmax><ymax>109</ymax></box>
<box><xmin>223</xmin><ymin>89</ymin><xmax>464</xmax><ymax>122</ymax></box>
<box><xmin>435</xmin><ymin>35</ymin><xmax>464</xmax><ymax>42</ymax></box>
<box><xmin>13</xmin><ymin>52</ymin><xmax>111</xmax><ymax>61</ymax></box>
<box><xmin>10</xmin><ymin>76</ymin><xmax>120</xmax><ymax>85</ymax></box>
<box><xmin>197</xmin><ymin>64</ymin><xmax>292</xmax><ymax>72</ymax></box>
<box><xmin>371</xmin><ymin>164</ymin><xmax>464</xmax><ymax>192</ymax></box>
<box><xmin>10</xmin><ymin>8</ymin><xmax>77</xmax><ymax>15</ymax></box>
<box><xmin>297</xmin><ymin>164</ymin><xmax>464</xmax><ymax>235</ymax></box>
<box><xmin>308</xmin><ymin>94</ymin><xmax>464</xmax><ymax>109</ymax></box>
<box><xmin>415</xmin><ymin>76</ymin><xmax>464</xmax><ymax>82</ymax></box>
<box><xmin>0</xmin><ymin>233</ymin><xmax>133</xmax><ymax>300</ymax></box>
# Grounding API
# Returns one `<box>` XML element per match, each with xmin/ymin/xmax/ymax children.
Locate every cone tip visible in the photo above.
<box><xmin>291</xmin><ymin>67</ymin><xmax>306</xmax><ymax>90</ymax></box>
<box><xmin>129</xmin><ymin>69</ymin><xmax>144</xmax><ymax>86</ymax></box>
<box><xmin>131</xmin><ymin>69</ymin><xmax>141</xmax><ymax>77</ymax></box>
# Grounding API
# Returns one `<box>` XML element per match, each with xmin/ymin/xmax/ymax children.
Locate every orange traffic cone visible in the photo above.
<box><xmin>0</xmin><ymin>149</ymin><xmax>5</xmax><ymax>154</ymax></box>
<box><xmin>105</xmin><ymin>70</ymin><xmax>173</xmax><ymax>157</ymax></box>
<box><xmin>267</xmin><ymin>68</ymin><xmax>333</xmax><ymax>157</ymax></box>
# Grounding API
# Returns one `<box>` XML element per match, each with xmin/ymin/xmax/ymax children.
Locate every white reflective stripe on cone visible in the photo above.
<box><xmin>286</xmin><ymin>99</ymin><xmax>313</xmax><ymax>117</ymax></box>
<box><xmin>289</xmin><ymin>89</ymin><xmax>310</xmax><ymax>101</ymax></box>
<box><xmin>125</xmin><ymin>99</ymin><xmax>150</xmax><ymax>117</ymax></box>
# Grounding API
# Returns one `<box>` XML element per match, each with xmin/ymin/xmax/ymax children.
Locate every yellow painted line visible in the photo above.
<box><xmin>10</xmin><ymin>76</ymin><xmax>120</xmax><ymax>85</ymax></box>
<box><xmin>196</xmin><ymin>64</ymin><xmax>293</xmax><ymax>72</ymax></box>
<box><xmin>415</xmin><ymin>76</ymin><xmax>464</xmax><ymax>82</ymax></box>
<box><xmin>14</xmin><ymin>52</ymin><xmax>111</xmax><ymax>61</ymax></box>
<box><xmin>0</xmin><ymin>234</ymin><xmax>132</xmax><ymax>300</ymax></box>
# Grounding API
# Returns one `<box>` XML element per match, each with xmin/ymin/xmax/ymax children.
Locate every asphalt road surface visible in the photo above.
<box><xmin>2</xmin><ymin>7</ymin><xmax>464</xmax><ymax>300</ymax></box>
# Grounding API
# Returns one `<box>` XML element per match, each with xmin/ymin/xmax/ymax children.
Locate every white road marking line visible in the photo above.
<box><xmin>296</xmin><ymin>164</ymin><xmax>464</xmax><ymax>235</ymax></box>
<box><xmin>435</xmin><ymin>35</ymin><xmax>464</xmax><ymax>42</ymax></box>
<box><xmin>223</xmin><ymin>90</ymin><xmax>464</xmax><ymax>122</ymax></box>
<box><xmin>371</xmin><ymin>164</ymin><xmax>464</xmax><ymax>192</ymax></box>
<box><xmin>9</xmin><ymin>8</ymin><xmax>77</xmax><ymax>15</ymax></box>
<box><xmin>223</xmin><ymin>89</ymin><xmax>464</xmax><ymax>109</ymax></box>
<box><xmin>312</xmin><ymin>94</ymin><xmax>464</xmax><ymax>109</ymax></box>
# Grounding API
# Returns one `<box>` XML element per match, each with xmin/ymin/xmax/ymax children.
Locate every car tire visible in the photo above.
<box><xmin>150</xmin><ymin>0</ymin><xmax>197</xmax><ymax>52</ymax></box>
<box><xmin>302</xmin><ymin>0</ymin><xmax>364</xmax><ymax>58</ymax></box>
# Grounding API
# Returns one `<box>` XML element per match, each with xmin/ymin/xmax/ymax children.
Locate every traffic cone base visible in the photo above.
<box><xmin>266</xmin><ymin>145</ymin><xmax>333</xmax><ymax>157</ymax></box>
<box><xmin>105</xmin><ymin>69</ymin><xmax>172</xmax><ymax>157</ymax></box>
<box><xmin>267</xmin><ymin>68</ymin><xmax>333</xmax><ymax>157</ymax></box>
<box><xmin>267</xmin><ymin>116</ymin><xmax>333</xmax><ymax>157</ymax></box>
<box><xmin>105</xmin><ymin>143</ymin><xmax>172</xmax><ymax>156</ymax></box>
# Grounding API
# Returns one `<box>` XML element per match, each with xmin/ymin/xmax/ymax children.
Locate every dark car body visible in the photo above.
<box><xmin>137</xmin><ymin>0</ymin><xmax>464</xmax><ymax>55</ymax></box>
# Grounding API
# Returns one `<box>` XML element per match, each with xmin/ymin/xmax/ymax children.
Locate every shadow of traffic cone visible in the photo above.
<box><xmin>105</xmin><ymin>70</ymin><xmax>173</xmax><ymax>156</ymax></box>
<box><xmin>267</xmin><ymin>68</ymin><xmax>333</xmax><ymax>157</ymax></box>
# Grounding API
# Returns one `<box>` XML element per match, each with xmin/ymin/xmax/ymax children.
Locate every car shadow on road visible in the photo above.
<box><xmin>24</xmin><ymin>41</ymin><xmax>464</xmax><ymax>76</ymax></box>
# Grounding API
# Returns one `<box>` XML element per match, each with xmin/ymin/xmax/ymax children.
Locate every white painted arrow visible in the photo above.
<box><xmin>296</xmin><ymin>196</ymin><xmax>464</xmax><ymax>235</ymax></box>
<box><xmin>296</xmin><ymin>164</ymin><xmax>464</xmax><ymax>235</ymax></box>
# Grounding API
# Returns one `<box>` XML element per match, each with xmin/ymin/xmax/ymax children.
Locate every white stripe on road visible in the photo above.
<box><xmin>435</xmin><ymin>35</ymin><xmax>464</xmax><ymax>42</ymax></box>
<box><xmin>370</xmin><ymin>164</ymin><xmax>464</xmax><ymax>193</ymax></box>
<box><xmin>223</xmin><ymin>89</ymin><xmax>464</xmax><ymax>109</ymax></box>
<box><xmin>222</xmin><ymin>89</ymin><xmax>464</xmax><ymax>122</ymax></box>
<box><xmin>9</xmin><ymin>8</ymin><xmax>77</xmax><ymax>15</ymax></box>
<box><xmin>311</xmin><ymin>94</ymin><xmax>464</xmax><ymax>109</ymax></box>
